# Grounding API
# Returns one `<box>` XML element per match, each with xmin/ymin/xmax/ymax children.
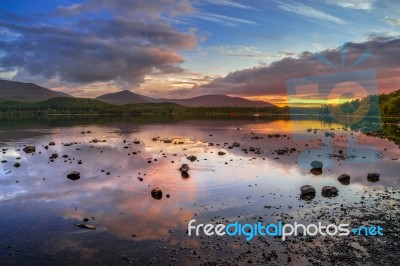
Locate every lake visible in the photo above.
<box><xmin>0</xmin><ymin>117</ymin><xmax>399</xmax><ymax>265</ymax></box>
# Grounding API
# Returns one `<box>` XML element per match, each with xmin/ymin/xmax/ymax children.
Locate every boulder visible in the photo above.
<box><xmin>321</xmin><ymin>186</ymin><xmax>338</xmax><ymax>197</ymax></box>
<box><xmin>367</xmin><ymin>173</ymin><xmax>380</xmax><ymax>182</ymax></box>
<box><xmin>232</xmin><ymin>142</ymin><xmax>240</xmax><ymax>147</ymax></box>
<box><xmin>300</xmin><ymin>185</ymin><xmax>316</xmax><ymax>197</ymax></box>
<box><xmin>67</xmin><ymin>171</ymin><xmax>80</xmax><ymax>181</ymax></box>
<box><xmin>186</xmin><ymin>155</ymin><xmax>197</xmax><ymax>162</ymax></box>
<box><xmin>338</xmin><ymin>174</ymin><xmax>350</xmax><ymax>185</ymax></box>
<box><xmin>151</xmin><ymin>187</ymin><xmax>163</xmax><ymax>200</ymax></box>
<box><xmin>23</xmin><ymin>146</ymin><xmax>36</xmax><ymax>153</ymax></box>
<box><xmin>338</xmin><ymin>174</ymin><xmax>350</xmax><ymax>182</ymax></box>
<box><xmin>181</xmin><ymin>171</ymin><xmax>189</xmax><ymax>178</ymax></box>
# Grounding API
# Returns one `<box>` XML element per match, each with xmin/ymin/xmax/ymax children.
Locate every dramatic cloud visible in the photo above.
<box><xmin>195</xmin><ymin>37</ymin><xmax>400</xmax><ymax>97</ymax></box>
<box><xmin>0</xmin><ymin>0</ymin><xmax>196</xmax><ymax>87</ymax></box>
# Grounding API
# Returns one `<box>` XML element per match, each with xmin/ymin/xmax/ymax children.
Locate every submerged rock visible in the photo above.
<box><xmin>179</xmin><ymin>164</ymin><xmax>189</xmax><ymax>172</ymax></box>
<box><xmin>310</xmin><ymin>160</ymin><xmax>323</xmax><ymax>169</ymax></box>
<box><xmin>67</xmin><ymin>171</ymin><xmax>80</xmax><ymax>181</ymax></box>
<box><xmin>367</xmin><ymin>172</ymin><xmax>380</xmax><ymax>182</ymax></box>
<box><xmin>76</xmin><ymin>224</ymin><xmax>96</xmax><ymax>230</ymax></box>
<box><xmin>321</xmin><ymin>186</ymin><xmax>338</xmax><ymax>197</ymax></box>
<box><xmin>151</xmin><ymin>187</ymin><xmax>163</xmax><ymax>200</ymax></box>
<box><xmin>23</xmin><ymin>146</ymin><xmax>36</xmax><ymax>153</ymax></box>
<box><xmin>186</xmin><ymin>155</ymin><xmax>197</xmax><ymax>162</ymax></box>
<box><xmin>300</xmin><ymin>185</ymin><xmax>315</xmax><ymax>199</ymax></box>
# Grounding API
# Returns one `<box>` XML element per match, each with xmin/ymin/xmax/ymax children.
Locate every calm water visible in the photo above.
<box><xmin>0</xmin><ymin>118</ymin><xmax>399</xmax><ymax>265</ymax></box>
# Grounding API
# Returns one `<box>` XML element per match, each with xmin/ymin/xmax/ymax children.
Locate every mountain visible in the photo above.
<box><xmin>96</xmin><ymin>90</ymin><xmax>274</xmax><ymax>107</ymax></box>
<box><xmin>96</xmin><ymin>90</ymin><xmax>150</xmax><ymax>105</ymax></box>
<box><xmin>164</xmin><ymin>94</ymin><xmax>275</xmax><ymax>107</ymax></box>
<box><xmin>0</xmin><ymin>80</ymin><xmax>275</xmax><ymax>107</ymax></box>
<box><xmin>0</xmin><ymin>80</ymin><xmax>71</xmax><ymax>101</ymax></box>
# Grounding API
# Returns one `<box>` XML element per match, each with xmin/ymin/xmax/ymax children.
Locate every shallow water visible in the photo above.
<box><xmin>0</xmin><ymin>118</ymin><xmax>399</xmax><ymax>264</ymax></box>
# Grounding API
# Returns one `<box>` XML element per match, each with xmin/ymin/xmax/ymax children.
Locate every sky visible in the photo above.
<box><xmin>0</xmin><ymin>0</ymin><xmax>400</xmax><ymax>105</ymax></box>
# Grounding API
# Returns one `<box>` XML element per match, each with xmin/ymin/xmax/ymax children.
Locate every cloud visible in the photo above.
<box><xmin>202</xmin><ymin>45</ymin><xmax>272</xmax><ymax>58</ymax></box>
<box><xmin>55</xmin><ymin>0</ymin><xmax>193</xmax><ymax>18</ymax></box>
<box><xmin>384</xmin><ymin>16</ymin><xmax>400</xmax><ymax>26</ymax></box>
<box><xmin>201</xmin><ymin>0</ymin><xmax>257</xmax><ymax>11</ymax></box>
<box><xmin>326</xmin><ymin>0</ymin><xmax>375</xmax><ymax>10</ymax></box>
<box><xmin>0</xmin><ymin>0</ymin><xmax>196</xmax><ymax>87</ymax></box>
<box><xmin>192</xmin><ymin>38</ymin><xmax>400</xmax><ymax>98</ymax></box>
<box><xmin>193</xmin><ymin>12</ymin><xmax>257</xmax><ymax>27</ymax></box>
<box><xmin>277</xmin><ymin>1</ymin><xmax>346</xmax><ymax>25</ymax></box>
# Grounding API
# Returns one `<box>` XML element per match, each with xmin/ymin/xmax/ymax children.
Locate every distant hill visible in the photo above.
<box><xmin>164</xmin><ymin>94</ymin><xmax>275</xmax><ymax>107</ymax></box>
<box><xmin>96</xmin><ymin>90</ymin><xmax>275</xmax><ymax>107</ymax></box>
<box><xmin>0</xmin><ymin>80</ymin><xmax>274</xmax><ymax>107</ymax></box>
<box><xmin>96</xmin><ymin>90</ymin><xmax>149</xmax><ymax>105</ymax></box>
<box><xmin>0</xmin><ymin>80</ymin><xmax>72</xmax><ymax>101</ymax></box>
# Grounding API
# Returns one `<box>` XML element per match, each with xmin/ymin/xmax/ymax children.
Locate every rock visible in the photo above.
<box><xmin>181</xmin><ymin>171</ymin><xmax>189</xmax><ymax>178</ymax></box>
<box><xmin>49</xmin><ymin>142</ymin><xmax>55</xmax><ymax>146</ymax></box>
<box><xmin>14</xmin><ymin>162</ymin><xmax>21</xmax><ymax>168</ymax></box>
<box><xmin>179</xmin><ymin>164</ymin><xmax>189</xmax><ymax>172</ymax></box>
<box><xmin>232</xmin><ymin>142</ymin><xmax>240</xmax><ymax>147</ymax></box>
<box><xmin>367</xmin><ymin>172</ymin><xmax>380</xmax><ymax>182</ymax></box>
<box><xmin>23</xmin><ymin>146</ymin><xmax>36</xmax><ymax>153</ymax></box>
<box><xmin>310</xmin><ymin>160</ymin><xmax>323</xmax><ymax>169</ymax></box>
<box><xmin>300</xmin><ymin>185</ymin><xmax>315</xmax><ymax>199</ymax></box>
<box><xmin>300</xmin><ymin>185</ymin><xmax>315</xmax><ymax>196</ymax></box>
<box><xmin>186</xmin><ymin>155</ymin><xmax>197</xmax><ymax>162</ymax></box>
<box><xmin>76</xmin><ymin>224</ymin><xmax>96</xmax><ymax>230</ymax></box>
<box><xmin>321</xmin><ymin>186</ymin><xmax>338</xmax><ymax>197</ymax></box>
<box><xmin>1</xmin><ymin>160</ymin><xmax>7</xmax><ymax>163</ymax></box>
<box><xmin>310</xmin><ymin>168</ymin><xmax>323</xmax><ymax>175</ymax></box>
<box><xmin>67</xmin><ymin>171</ymin><xmax>80</xmax><ymax>181</ymax></box>
<box><xmin>151</xmin><ymin>187</ymin><xmax>163</xmax><ymax>200</ymax></box>
<box><xmin>164</xmin><ymin>139</ymin><xmax>172</xmax><ymax>143</ymax></box>
<box><xmin>338</xmin><ymin>174</ymin><xmax>350</xmax><ymax>185</ymax></box>
<box><xmin>218</xmin><ymin>151</ymin><xmax>226</xmax><ymax>156</ymax></box>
